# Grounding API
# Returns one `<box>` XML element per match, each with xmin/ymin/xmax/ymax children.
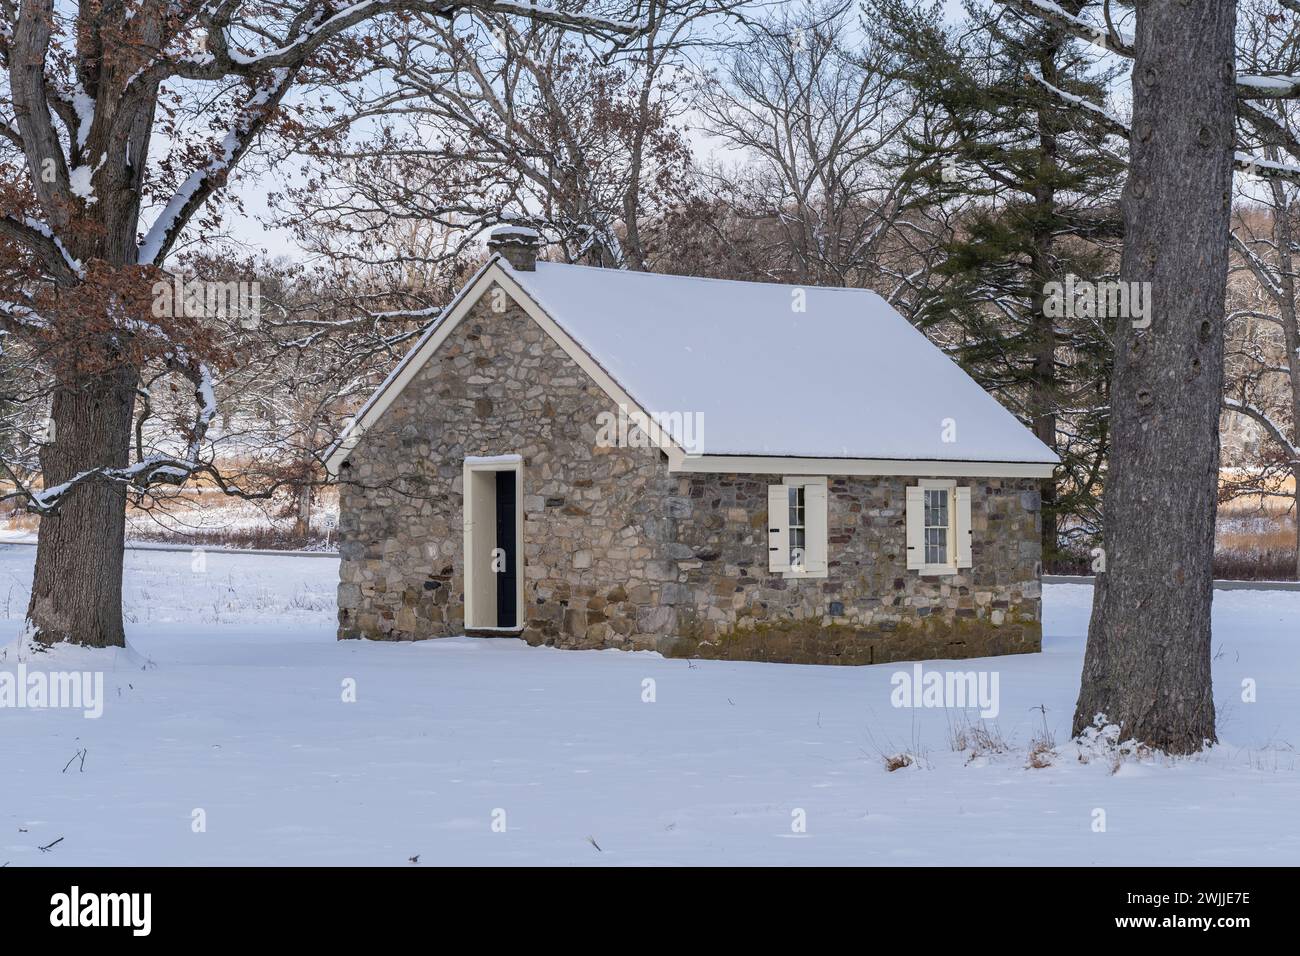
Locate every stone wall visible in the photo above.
<box><xmin>657</xmin><ymin>473</ymin><xmax>1042</xmax><ymax>665</ymax></box>
<box><xmin>337</xmin><ymin>281</ymin><xmax>1043</xmax><ymax>664</ymax></box>
<box><xmin>336</xmin><ymin>283</ymin><xmax>679</xmax><ymax>648</ymax></box>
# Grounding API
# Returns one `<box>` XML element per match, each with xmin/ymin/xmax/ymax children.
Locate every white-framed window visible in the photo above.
<box><xmin>788</xmin><ymin>484</ymin><xmax>806</xmax><ymax>570</ymax></box>
<box><xmin>906</xmin><ymin>479</ymin><xmax>972</xmax><ymax>575</ymax></box>
<box><xmin>924</xmin><ymin>486</ymin><xmax>950</xmax><ymax>566</ymax></box>
<box><xmin>768</xmin><ymin>477</ymin><xmax>828</xmax><ymax>578</ymax></box>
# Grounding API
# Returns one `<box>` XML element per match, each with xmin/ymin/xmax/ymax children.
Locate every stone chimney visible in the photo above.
<box><xmin>487</xmin><ymin>223</ymin><xmax>540</xmax><ymax>271</ymax></box>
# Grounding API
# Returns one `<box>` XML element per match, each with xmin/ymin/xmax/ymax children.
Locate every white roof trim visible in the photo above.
<box><xmin>324</xmin><ymin>258</ymin><xmax>683</xmax><ymax>474</ymax></box>
<box><xmin>327</xmin><ymin>258</ymin><xmax>1060</xmax><ymax>479</ymax></box>
<box><xmin>323</xmin><ymin>257</ymin><xmax>495</xmax><ymax>474</ymax></box>
<box><xmin>510</xmin><ymin>261</ymin><xmax>1059</xmax><ymax>464</ymax></box>
<box><xmin>665</xmin><ymin>448</ymin><xmax>1056</xmax><ymax>479</ymax></box>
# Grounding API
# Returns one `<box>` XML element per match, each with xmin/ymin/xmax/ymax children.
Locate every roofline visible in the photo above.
<box><xmin>324</xmin><ymin>257</ymin><xmax>688</xmax><ymax>474</ymax></box>
<box><xmin>325</xmin><ymin>258</ymin><xmax>1061</xmax><ymax>479</ymax></box>
<box><xmin>323</xmin><ymin>256</ymin><xmax>498</xmax><ymax>474</ymax></box>
<box><xmin>665</xmin><ymin>448</ymin><xmax>1058</xmax><ymax>479</ymax></box>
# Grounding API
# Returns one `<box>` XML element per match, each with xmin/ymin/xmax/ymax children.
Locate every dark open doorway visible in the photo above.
<box><xmin>494</xmin><ymin>470</ymin><xmax>518</xmax><ymax>628</ymax></box>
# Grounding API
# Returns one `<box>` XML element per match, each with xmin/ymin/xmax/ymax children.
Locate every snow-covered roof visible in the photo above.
<box><xmin>325</xmin><ymin>256</ymin><xmax>1059</xmax><ymax>474</ymax></box>
<box><xmin>506</xmin><ymin>261</ymin><xmax>1059</xmax><ymax>464</ymax></box>
<box><xmin>487</xmin><ymin>224</ymin><xmax>540</xmax><ymax>241</ymax></box>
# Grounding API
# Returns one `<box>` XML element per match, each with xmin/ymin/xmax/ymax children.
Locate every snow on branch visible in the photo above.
<box><xmin>269</xmin><ymin>303</ymin><xmax>440</xmax><ymax>350</ymax></box>
<box><xmin>1238</xmin><ymin>100</ymin><xmax>1300</xmax><ymax>171</ymax></box>
<box><xmin>0</xmin><ymin>215</ymin><xmax>85</xmax><ymax>282</ymax></box>
<box><xmin>1023</xmin><ymin>67</ymin><xmax>1129</xmax><ymax>138</ymax></box>
<box><xmin>0</xmin><ymin>117</ymin><xmax>24</xmax><ymax>148</ymax></box>
<box><xmin>136</xmin><ymin>2</ymin><xmax>644</xmax><ymax>267</ymax></box>
<box><xmin>481</xmin><ymin>0</ymin><xmax>637</xmax><ymax>31</ymax></box>
<box><xmin>1025</xmin><ymin>69</ymin><xmax>1300</xmax><ymax>184</ymax></box>
<box><xmin>138</xmin><ymin>69</ymin><xmax>294</xmax><ymax>265</ymax></box>
<box><xmin>24</xmin><ymin>459</ymin><xmax>179</xmax><ymax>514</ymax></box>
<box><xmin>22</xmin><ymin>356</ymin><xmax>221</xmax><ymax>515</ymax></box>
<box><xmin>0</xmin><ymin>297</ymin><xmax>45</xmax><ymax>333</ymax></box>
<box><xmin>996</xmin><ymin>0</ymin><xmax>1133</xmax><ymax>56</ymax></box>
<box><xmin>167</xmin><ymin>0</ymin><xmax>639</xmax><ymax>79</ymax></box>
<box><xmin>1234</xmin><ymin>151</ymin><xmax>1300</xmax><ymax>185</ymax></box>
<box><xmin>1231</xmin><ymin>233</ymin><xmax>1287</xmax><ymax>300</ymax></box>
<box><xmin>1004</xmin><ymin>0</ymin><xmax>1300</xmax><ymax>100</ymax></box>
<box><xmin>1223</xmin><ymin>397</ymin><xmax>1300</xmax><ymax>462</ymax></box>
<box><xmin>1237</xmin><ymin>74</ymin><xmax>1300</xmax><ymax>100</ymax></box>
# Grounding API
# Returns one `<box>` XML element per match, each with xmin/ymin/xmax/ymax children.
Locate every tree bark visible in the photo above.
<box><xmin>1072</xmin><ymin>0</ymin><xmax>1234</xmax><ymax>753</ymax></box>
<box><xmin>1269</xmin><ymin>182</ymin><xmax>1300</xmax><ymax>582</ymax></box>
<box><xmin>26</xmin><ymin>369</ymin><xmax>140</xmax><ymax>648</ymax></box>
<box><xmin>1294</xmin><ymin>468</ymin><xmax>1300</xmax><ymax>581</ymax></box>
<box><xmin>292</xmin><ymin>481</ymin><xmax>313</xmax><ymax>539</ymax></box>
<box><xmin>1281</xmin><ymin>258</ymin><xmax>1300</xmax><ymax>581</ymax></box>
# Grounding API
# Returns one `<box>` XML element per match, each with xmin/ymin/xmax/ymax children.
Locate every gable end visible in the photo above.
<box><xmin>324</xmin><ymin>258</ymin><xmax>684</xmax><ymax>474</ymax></box>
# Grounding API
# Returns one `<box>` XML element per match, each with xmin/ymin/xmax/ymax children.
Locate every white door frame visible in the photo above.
<box><xmin>462</xmin><ymin>455</ymin><xmax>525</xmax><ymax>631</ymax></box>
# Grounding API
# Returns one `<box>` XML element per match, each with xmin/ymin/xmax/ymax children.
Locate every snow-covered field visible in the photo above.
<box><xmin>1</xmin><ymin>543</ymin><xmax>1296</xmax><ymax>866</ymax></box>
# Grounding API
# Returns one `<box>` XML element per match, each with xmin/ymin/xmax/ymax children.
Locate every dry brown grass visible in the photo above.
<box><xmin>1216</xmin><ymin>490</ymin><xmax>1296</xmax><ymax>579</ymax></box>
<box><xmin>1051</xmin><ymin>472</ymin><xmax>1298</xmax><ymax>579</ymax></box>
<box><xmin>947</xmin><ymin>714</ymin><xmax>1011</xmax><ymax>762</ymax></box>
<box><xmin>1026</xmin><ymin>705</ymin><xmax>1057</xmax><ymax>769</ymax></box>
<box><xmin>1027</xmin><ymin>741</ymin><xmax>1055</xmax><ymax>769</ymax></box>
<box><xmin>4</xmin><ymin>483</ymin><xmax>341</xmax><ymax>551</ymax></box>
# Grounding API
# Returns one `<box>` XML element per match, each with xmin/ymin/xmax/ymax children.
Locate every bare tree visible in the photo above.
<box><xmin>1223</xmin><ymin>201</ymin><xmax>1300</xmax><ymax>577</ymax></box>
<box><xmin>999</xmin><ymin>0</ymin><xmax>1300</xmax><ymax>752</ymax></box>
<box><xmin>693</xmin><ymin>0</ymin><xmax>920</xmax><ymax>288</ymax></box>
<box><xmin>870</xmin><ymin>0</ymin><xmax>1126</xmax><ymax>566</ymax></box>
<box><xmin>277</xmin><ymin>1</ymin><xmax>725</xmax><ymax>273</ymax></box>
<box><xmin>206</xmin><ymin>254</ymin><xmax>466</xmax><ymax>540</ymax></box>
<box><xmin>0</xmin><ymin>0</ymin><xmax>640</xmax><ymax>647</ymax></box>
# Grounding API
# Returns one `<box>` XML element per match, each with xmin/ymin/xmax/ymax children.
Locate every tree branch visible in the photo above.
<box><xmin>1223</xmin><ymin>398</ymin><xmax>1299</xmax><ymax>462</ymax></box>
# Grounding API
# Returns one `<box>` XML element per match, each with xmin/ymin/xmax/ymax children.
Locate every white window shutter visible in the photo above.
<box><xmin>955</xmin><ymin>485</ymin><xmax>973</xmax><ymax>568</ymax></box>
<box><xmin>767</xmin><ymin>484</ymin><xmax>790</xmax><ymax>573</ymax></box>
<box><xmin>905</xmin><ymin>485</ymin><xmax>925</xmax><ymax>570</ymax></box>
<box><xmin>803</xmin><ymin>482</ymin><xmax>828</xmax><ymax>574</ymax></box>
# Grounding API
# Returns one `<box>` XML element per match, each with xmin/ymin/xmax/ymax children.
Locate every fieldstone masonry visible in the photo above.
<box><xmin>337</xmin><ymin>282</ymin><xmax>1044</xmax><ymax>665</ymax></box>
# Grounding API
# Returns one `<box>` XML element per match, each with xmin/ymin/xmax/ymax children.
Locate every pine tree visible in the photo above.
<box><xmin>871</xmin><ymin>0</ymin><xmax>1126</xmax><ymax>566</ymax></box>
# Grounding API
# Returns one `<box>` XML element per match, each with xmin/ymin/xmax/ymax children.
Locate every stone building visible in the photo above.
<box><xmin>325</xmin><ymin>226</ymin><xmax>1058</xmax><ymax>665</ymax></box>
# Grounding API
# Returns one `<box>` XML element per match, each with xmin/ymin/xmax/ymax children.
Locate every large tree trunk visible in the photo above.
<box><xmin>1289</xmin><ymin>465</ymin><xmax>1300</xmax><ymax>580</ymax></box>
<box><xmin>292</xmin><ymin>480</ymin><xmax>313</xmax><ymax>540</ymax></box>
<box><xmin>1271</xmin><ymin>185</ymin><xmax>1300</xmax><ymax>582</ymax></box>
<box><xmin>291</xmin><ymin>422</ymin><xmax>320</xmax><ymax>540</ymax></box>
<box><xmin>26</xmin><ymin>369</ymin><xmax>140</xmax><ymax>647</ymax></box>
<box><xmin>1072</xmin><ymin>0</ymin><xmax>1235</xmax><ymax>753</ymax></box>
<box><xmin>1284</xmin><ymin>283</ymin><xmax>1300</xmax><ymax>583</ymax></box>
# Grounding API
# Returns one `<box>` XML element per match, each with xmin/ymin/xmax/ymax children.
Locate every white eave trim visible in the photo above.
<box><xmin>324</xmin><ymin>257</ymin><xmax>686</xmax><ymax>474</ymax></box>
<box><xmin>665</xmin><ymin>448</ymin><xmax>1057</xmax><ymax>479</ymax></box>
<box><xmin>323</xmin><ymin>257</ymin><xmax>498</xmax><ymax>474</ymax></box>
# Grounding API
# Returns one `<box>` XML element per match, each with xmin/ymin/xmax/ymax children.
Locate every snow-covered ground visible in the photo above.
<box><xmin>1</xmin><ymin>543</ymin><xmax>1296</xmax><ymax>866</ymax></box>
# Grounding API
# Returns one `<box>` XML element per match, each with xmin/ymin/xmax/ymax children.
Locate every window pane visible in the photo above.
<box><xmin>922</xmin><ymin>488</ymin><xmax>949</xmax><ymax>566</ymax></box>
<box><xmin>788</xmin><ymin>485</ymin><xmax>806</xmax><ymax>569</ymax></box>
<box><xmin>925</xmin><ymin>527</ymin><xmax>947</xmax><ymax>565</ymax></box>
